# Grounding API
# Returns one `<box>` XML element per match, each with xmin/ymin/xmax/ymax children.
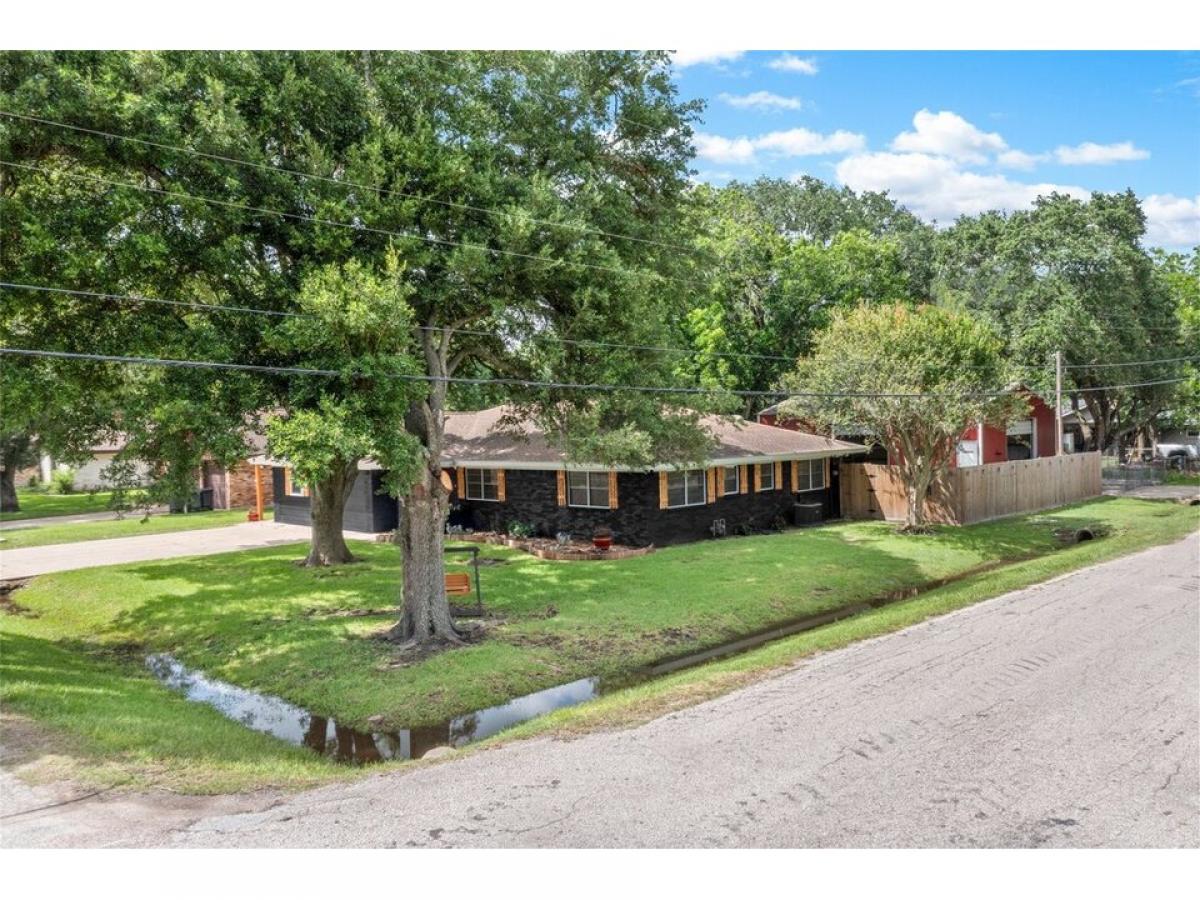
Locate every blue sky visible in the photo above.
<box><xmin>671</xmin><ymin>51</ymin><xmax>1199</xmax><ymax>250</ymax></box>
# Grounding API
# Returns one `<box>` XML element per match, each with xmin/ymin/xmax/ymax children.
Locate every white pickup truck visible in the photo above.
<box><xmin>1155</xmin><ymin>443</ymin><xmax>1199</xmax><ymax>460</ymax></box>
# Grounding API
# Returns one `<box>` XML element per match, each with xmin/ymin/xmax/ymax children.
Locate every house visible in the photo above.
<box><xmin>266</xmin><ymin>405</ymin><xmax>866</xmax><ymax>546</ymax></box>
<box><xmin>759</xmin><ymin>386</ymin><xmax>1058</xmax><ymax>468</ymax></box>
<box><xmin>30</xmin><ymin>432</ymin><xmax>274</xmax><ymax>511</ymax></box>
<box><xmin>756</xmin><ymin>404</ymin><xmax>887</xmax><ymax>463</ymax></box>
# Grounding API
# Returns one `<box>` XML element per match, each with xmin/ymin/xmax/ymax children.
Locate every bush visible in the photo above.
<box><xmin>50</xmin><ymin>467</ymin><xmax>77</xmax><ymax>495</ymax></box>
<box><xmin>507</xmin><ymin>521</ymin><xmax>535</xmax><ymax>539</ymax></box>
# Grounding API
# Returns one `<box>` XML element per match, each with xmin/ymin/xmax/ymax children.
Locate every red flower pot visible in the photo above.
<box><xmin>247</xmin><ymin>511</ymin><xmax>260</xmax><ymax>522</ymax></box>
<box><xmin>593</xmin><ymin>535</ymin><xmax>612</xmax><ymax>550</ymax></box>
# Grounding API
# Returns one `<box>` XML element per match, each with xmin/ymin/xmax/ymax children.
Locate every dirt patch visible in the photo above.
<box><xmin>377</xmin><ymin>623</ymin><xmax>490</xmax><ymax>668</ymax></box>
<box><xmin>305</xmin><ymin>607</ymin><xmax>395</xmax><ymax>619</ymax></box>
<box><xmin>0</xmin><ymin>579</ymin><xmax>37</xmax><ymax>618</ymax></box>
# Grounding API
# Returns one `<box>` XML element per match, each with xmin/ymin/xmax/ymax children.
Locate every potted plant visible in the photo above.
<box><xmin>592</xmin><ymin>526</ymin><xmax>613</xmax><ymax>551</ymax></box>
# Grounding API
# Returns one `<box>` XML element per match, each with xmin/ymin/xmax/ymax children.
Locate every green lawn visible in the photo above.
<box><xmin>0</xmin><ymin>507</ymin><xmax>273</xmax><ymax>550</ymax></box>
<box><xmin>1</xmin><ymin>496</ymin><xmax>1195</xmax><ymax>793</ymax></box>
<box><xmin>0</xmin><ymin>490</ymin><xmax>120</xmax><ymax>522</ymax></box>
<box><xmin>1162</xmin><ymin>469</ymin><xmax>1200</xmax><ymax>487</ymax></box>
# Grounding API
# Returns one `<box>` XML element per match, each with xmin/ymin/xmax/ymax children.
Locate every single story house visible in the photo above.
<box><xmin>266</xmin><ymin>405</ymin><xmax>865</xmax><ymax>546</ymax></box>
<box><xmin>758</xmin><ymin>385</ymin><xmax>1058</xmax><ymax>469</ymax></box>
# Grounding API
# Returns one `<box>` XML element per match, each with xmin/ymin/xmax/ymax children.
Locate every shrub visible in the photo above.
<box><xmin>507</xmin><ymin>521</ymin><xmax>535</xmax><ymax>539</ymax></box>
<box><xmin>50</xmin><ymin>467</ymin><xmax>77</xmax><ymax>495</ymax></box>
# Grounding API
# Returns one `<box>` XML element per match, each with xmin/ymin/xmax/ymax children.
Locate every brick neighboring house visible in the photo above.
<box><xmin>268</xmin><ymin>405</ymin><xmax>865</xmax><ymax>546</ymax></box>
<box><xmin>758</xmin><ymin>385</ymin><xmax>1059</xmax><ymax>468</ymax></box>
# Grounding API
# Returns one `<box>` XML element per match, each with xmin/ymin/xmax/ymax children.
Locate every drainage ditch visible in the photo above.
<box><xmin>146</xmin><ymin>549</ymin><xmax>1066</xmax><ymax>764</ymax></box>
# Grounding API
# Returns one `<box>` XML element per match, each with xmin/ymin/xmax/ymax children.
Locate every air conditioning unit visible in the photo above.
<box><xmin>793</xmin><ymin>502</ymin><xmax>823</xmax><ymax>526</ymax></box>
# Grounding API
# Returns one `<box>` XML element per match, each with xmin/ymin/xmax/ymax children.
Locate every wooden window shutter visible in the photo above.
<box><xmin>707</xmin><ymin>467</ymin><xmax>717</xmax><ymax>504</ymax></box>
<box><xmin>740</xmin><ymin>464</ymin><xmax>749</xmax><ymax>494</ymax></box>
<box><xmin>496</xmin><ymin>469</ymin><xmax>506</xmax><ymax>502</ymax></box>
<box><xmin>608</xmin><ymin>470</ymin><xmax>619</xmax><ymax>509</ymax></box>
<box><xmin>774</xmin><ymin>461</ymin><xmax>783</xmax><ymax>490</ymax></box>
<box><xmin>715</xmin><ymin>466</ymin><xmax>725</xmax><ymax>496</ymax></box>
<box><xmin>439</xmin><ymin>469</ymin><xmax>453</xmax><ymax>491</ymax></box>
<box><xmin>658</xmin><ymin>471</ymin><xmax>669</xmax><ymax>509</ymax></box>
<box><xmin>556</xmin><ymin>470</ymin><xmax>567</xmax><ymax>506</ymax></box>
<box><xmin>283</xmin><ymin>467</ymin><xmax>292</xmax><ymax>496</ymax></box>
<box><xmin>456</xmin><ymin>466</ymin><xmax>466</xmax><ymax>496</ymax></box>
<box><xmin>791</xmin><ymin>460</ymin><xmax>799</xmax><ymax>492</ymax></box>
<box><xmin>753</xmin><ymin>464</ymin><xmax>762</xmax><ymax>492</ymax></box>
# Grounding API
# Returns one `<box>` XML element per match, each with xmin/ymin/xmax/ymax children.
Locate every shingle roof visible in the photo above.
<box><xmin>442</xmin><ymin>405</ymin><xmax>864</xmax><ymax>470</ymax></box>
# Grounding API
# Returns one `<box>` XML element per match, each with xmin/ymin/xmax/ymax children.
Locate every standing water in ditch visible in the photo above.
<box><xmin>146</xmin><ymin>653</ymin><xmax>598</xmax><ymax>764</ymax></box>
<box><xmin>145</xmin><ymin>546</ymin><xmax>1075</xmax><ymax>763</ymax></box>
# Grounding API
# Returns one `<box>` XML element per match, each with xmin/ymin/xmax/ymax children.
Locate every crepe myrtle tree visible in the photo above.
<box><xmin>265</xmin><ymin>255</ymin><xmax>424</xmax><ymax>567</ymax></box>
<box><xmin>779</xmin><ymin>303</ymin><xmax>1026</xmax><ymax>531</ymax></box>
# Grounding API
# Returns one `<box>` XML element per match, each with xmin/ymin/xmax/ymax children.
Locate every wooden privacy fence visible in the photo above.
<box><xmin>840</xmin><ymin>452</ymin><xmax>1103</xmax><ymax>526</ymax></box>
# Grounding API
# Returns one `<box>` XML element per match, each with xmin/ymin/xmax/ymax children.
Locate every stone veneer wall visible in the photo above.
<box><xmin>451</xmin><ymin>468</ymin><xmax>831</xmax><ymax>547</ymax></box>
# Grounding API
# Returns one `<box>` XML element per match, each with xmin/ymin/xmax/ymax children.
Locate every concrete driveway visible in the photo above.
<box><xmin>1103</xmin><ymin>483</ymin><xmax>1200</xmax><ymax>502</ymax></box>
<box><xmin>0</xmin><ymin>521</ymin><xmax>370</xmax><ymax>579</ymax></box>
<box><xmin>6</xmin><ymin>533</ymin><xmax>1194</xmax><ymax>848</ymax></box>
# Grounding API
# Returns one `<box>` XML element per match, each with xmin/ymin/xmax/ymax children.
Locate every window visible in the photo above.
<box><xmin>283</xmin><ymin>467</ymin><xmax>308</xmax><ymax>497</ymax></box>
<box><xmin>757</xmin><ymin>463</ymin><xmax>775</xmax><ymax>491</ymax></box>
<box><xmin>567</xmin><ymin>470</ymin><xmax>610</xmax><ymax>509</ymax></box>
<box><xmin>667</xmin><ymin>469</ymin><xmax>706</xmax><ymax>508</ymax></box>
<box><xmin>796</xmin><ymin>459</ymin><xmax>826</xmax><ymax>491</ymax></box>
<box><xmin>722</xmin><ymin>466</ymin><xmax>740</xmax><ymax>496</ymax></box>
<box><xmin>464</xmin><ymin>468</ymin><xmax>500</xmax><ymax>501</ymax></box>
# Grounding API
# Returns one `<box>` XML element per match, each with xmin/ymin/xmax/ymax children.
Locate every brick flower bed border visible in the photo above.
<box><xmin>451</xmin><ymin>531</ymin><xmax>654</xmax><ymax>561</ymax></box>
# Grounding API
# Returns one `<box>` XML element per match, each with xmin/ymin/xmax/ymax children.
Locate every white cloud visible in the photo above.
<box><xmin>1143</xmin><ymin>194</ymin><xmax>1200</xmax><ymax>248</ymax></box>
<box><xmin>718</xmin><ymin>90</ymin><xmax>804</xmax><ymax>112</ymax></box>
<box><xmin>890</xmin><ymin>109</ymin><xmax>1007</xmax><ymax>164</ymax></box>
<box><xmin>693</xmin><ymin>133</ymin><xmax>758</xmax><ymax>164</ymax></box>
<box><xmin>672</xmin><ymin>50</ymin><xmax>745</xmax><ymax>68</ymax></box>
<box><xmin>754</xmin><ymin>128</ymin><xmax>865</xmax><ymax>156</ymax></box>
<box><xmin>835</xmin><ymin>151</ymin><xmax>1089</xmax><ymax>224</ymax></box>
<box><xmin>766</xmin><ymin>53</ymin><xmax>818</xmax><ymax>75</ymax></box>
<box><xmin>997</xmin><ymin>149</ymin><xmax>1048</xmax><ymax>170</ymax></box>
<box><xmin>1053</xmin><ymin>141</ymin><xmax>1150</xmax><ymax>165</ymax></box>
<box><xmin>694</xmin><ymin>127</ymin><xmax>866</xmax><ymax>165</ymax></box>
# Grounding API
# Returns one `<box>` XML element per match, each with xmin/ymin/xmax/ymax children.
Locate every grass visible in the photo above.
<box><xmin>0</xmin><ymin>490</ymin><xmax>120</xmax><ymax>522</ymax></box>
<box><xmin>1</xmin><ymin>496</ymin><xmax>1196</xmax><ymax>794</ymax></box>
<box><xmin>0</xmin><ymin>507</ymin><xmax>273</xmax><ymax>550</ymax></box>
<box><xmin>1162</xmin><ymin>469</ymin><xmax>1200</xmax><ymax>487</ymax></box>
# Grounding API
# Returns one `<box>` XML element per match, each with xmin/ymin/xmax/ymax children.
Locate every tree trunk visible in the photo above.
<box><xmin>0</xmin><ymin>435</ymin><xmax>32</xmax><ymax>514</ymax></box>
<box><xmin>387</xmin><ymin>457</ymin><xmax>460</xmax><ymax>644</ymax></box>
<box><xmin>0</xmin><ymin>464</ymin><xmax>18</xmax><ymax>513</ymax></box>
<box><xmin>903</xmin><ymin>465</ymin><xmax>933</xmax><ymax>530</ymax></box>
<box><xmin>387</xmin><ymin>323</ymin><xmax>462</xmax><ymax>646</ymax></box>
<box><xmin>303</xmin><ymin>461</ymin><xmax>359</xmax><ymax>567</ymax></box>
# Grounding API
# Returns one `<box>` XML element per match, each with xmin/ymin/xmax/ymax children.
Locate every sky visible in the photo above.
<box><xmin>670</xmin><ymin>51</ymin><xmax>1200</xmax><ymax>250</ymax></box>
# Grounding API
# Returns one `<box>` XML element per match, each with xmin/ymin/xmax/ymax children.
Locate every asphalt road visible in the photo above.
<box><xmin>5</xmin><ymin>534</ymin><xmax>1198</xmax><ymax>848</ymax></box>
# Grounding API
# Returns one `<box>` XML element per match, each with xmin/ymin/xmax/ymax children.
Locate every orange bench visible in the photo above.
<box><xmin>444</xmin><ymin>572</ymin><xmax>473</xmax><ymax>596</ymax></box>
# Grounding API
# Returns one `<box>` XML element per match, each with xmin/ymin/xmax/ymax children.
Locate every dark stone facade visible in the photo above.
<box><xmin>272</xmin><ymin>468</ymin><xmax>397</xmax><ymax>533</ymax></box>
<box><xmin>450</xmin><ymin>468</ymin><xmax>832</xmax><ymax>547</ymax></box>
<box><xmin>273</xmin><ymin>465</ymin><xmax>833</xmax><ymax>546</ymax></box>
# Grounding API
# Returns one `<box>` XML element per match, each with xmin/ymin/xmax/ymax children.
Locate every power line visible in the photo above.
<box><xmin>0</xmin><ymin>159</ymin><xmax>698</xmax><ymax>286</ymax></box>
<box><xmin>0</xmin><ymin>281</ymin><xmax>1059</xmax><ymax>370</ymax></box>
<box><xmin>1064</xmin><ymin>354</ymin><xmax>1200</xmax><ymax>369</ymax></box>
<box><xmin>0</xmin><ymin>282</ymin><xmax>309</xmax><ymax>318</ymax></box>
<box><xmin>6</xmin><ymin>282</ymin><xmax>1186</xmax><ymax>373</ymax></box>
<box><xmin>1</xmin><ymin>347</ymin><xmax>1188</xmax><ymax>400</ymax></box>
<box><xmin>0</xmin><ymin>108</ymin><xmax>698</xmax><ymax>255</ymax></box>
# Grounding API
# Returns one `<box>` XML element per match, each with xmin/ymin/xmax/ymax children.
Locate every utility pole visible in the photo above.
<box><xmin>1054</xmin><ymin>349</ymin><xmax>1064</xmax><ymax>456</ymax></box>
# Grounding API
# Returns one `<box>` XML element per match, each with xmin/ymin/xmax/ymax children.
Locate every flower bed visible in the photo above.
<box><xmin>453</xmin><ymin>531</ymin><xmax>654</xmax><ymax>561</ymax></box>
